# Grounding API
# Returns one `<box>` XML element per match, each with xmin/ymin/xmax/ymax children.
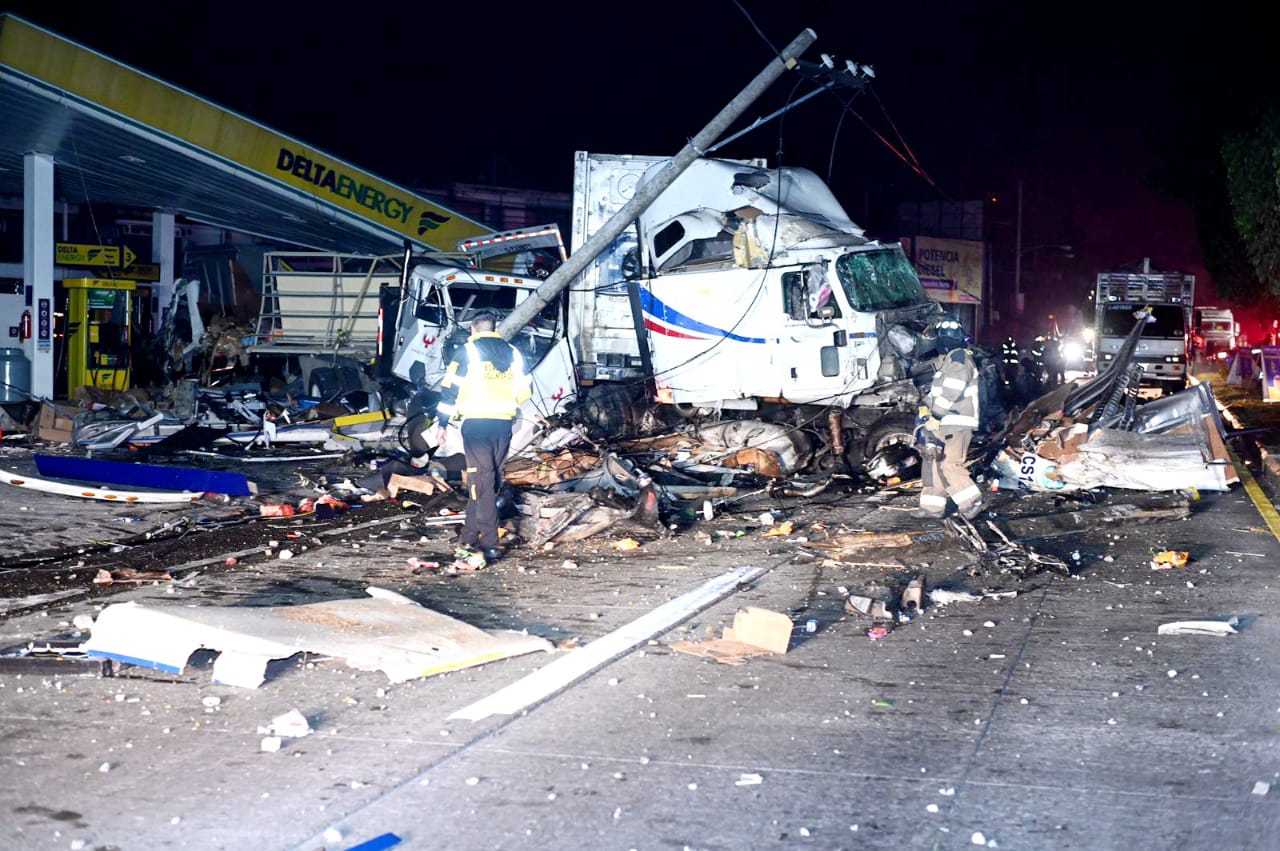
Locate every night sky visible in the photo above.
<box><xmin>3</xmin><ymin>0</ymin><xmax>1275</xmax><ymax>328</ymax></box>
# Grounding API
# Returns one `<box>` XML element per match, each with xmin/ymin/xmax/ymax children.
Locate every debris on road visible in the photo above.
<box><xmin>1150</xmin><ymin>550</ymin><xmax>1191</xmax><ymax>570</ymax></box>
<box><xmin>0</xmin><ymin>464</ymin><xmax>204</xmax><ymax>503</ymax></box>
<box><xmin>34</xmin><ymin>452</ymin><xmax>257</xmax><ymax>496</ymax></box>
<box><xmin>259</xmin><ymin>708</ymin><xmax>313</xmax><ymax>738</ymax></box>
<box><xmin>670</xmin><ymin>607</ymin><xmax>793</xmax><ymax>664</ymax></box>
<box><xmin>1157</xmin><ymin>619</ymin><xmax>1239</xmax><ymax>636</ymax></box>
<box><xmin>81</xmin><ymin>586</ymin><xmax>553</xmax><ymax>687</ymax></box>
<box><xmin>93</xmin><ymin>567</ymin><xmax>173</xmax><ymax>585</ymax></box>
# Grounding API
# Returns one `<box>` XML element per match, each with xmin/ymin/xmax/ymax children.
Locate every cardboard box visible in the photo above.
<box><xmin>33</xmin><ymin>402</ymin><xmax>80</xmax><ymax>444</ymax></box>
<box><xmin>670</xmin><ymin>607</ymin><xmax>794</xmax><ymax>665</ymax></box>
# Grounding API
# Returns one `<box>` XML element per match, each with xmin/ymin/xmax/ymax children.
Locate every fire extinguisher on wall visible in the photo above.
<box><xmin>18</xmin><ymin>310</ymin><xmax>32</xmax><ymax>342</ymax></box>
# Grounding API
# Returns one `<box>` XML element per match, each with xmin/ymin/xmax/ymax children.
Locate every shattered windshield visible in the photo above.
<box><xmin>1101</xmin><ymin>304</ymin><xmax>1185</xmax><ymax>338</ymax></box>
<box><xmin>834</xmin><ymin>248</ymin><xmax>930</xmax><ymax>311</ymax></box>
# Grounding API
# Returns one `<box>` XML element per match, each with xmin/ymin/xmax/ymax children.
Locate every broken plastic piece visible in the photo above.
<box><xmin>344</xmin><ymin>834</ymin><xmax>403</xmax><ymax>851</ymax></box>
<box><xmin>763</xmin><ymin>521</ymin><xmax>794</xmax><ymax>538</ymax></box>
<box><xmin>1156</xmin><ymin>619</ymin><xmax>1239</xmax><ymax>636</ymax></box>
<box><xmin>901</xmin><ymin>576</ymin><xmax>925</xmax><ymax>615</ymax></box>
<box><xmin>1150</xmin><ymin>550</ymin><xmax>1190</xmax><ymax>570</ymax></box>
<box><xmin>82</xmin><ymin>587</ymin><xmax>552</xmax><ymax>688</ymax></box>
<box><xmin>613</xmin><ymin>538</ymin><xmax>641</xmax><ymax>551</ymax></box>
<box><xmin>259</xmin><ymin>708</ymin><xmax>312</xmax><ymax>738</ymax></box>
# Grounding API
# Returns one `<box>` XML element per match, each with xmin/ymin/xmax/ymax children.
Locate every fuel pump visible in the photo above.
<box><xmin>64</xmin><ymin>278</ymin><xmax>136</xmax><ymax>391</ymax></box>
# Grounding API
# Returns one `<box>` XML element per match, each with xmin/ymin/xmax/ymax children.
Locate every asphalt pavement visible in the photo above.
<box><xmin>1</xmin><ymin>372</ymin><xmax>1278</xmax><ymax>850</ymax></box>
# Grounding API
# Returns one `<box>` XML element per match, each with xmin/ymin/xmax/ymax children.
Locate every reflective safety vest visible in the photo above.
<box><xmin>1001</xmin><ymin>338</ymin><xmax>1020</xmax><ymax>365</ymax></box>
<box><xmin>926</xmin><ymin>348</ymin><xmax>981</xmax><ymax>429</ymax></box>
<box><xmin>436</xmin><ymin>333</ymin><xmax>532</xmax><ymax>422</ymax></box>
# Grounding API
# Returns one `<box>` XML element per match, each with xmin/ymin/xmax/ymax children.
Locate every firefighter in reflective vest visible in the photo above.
<box><xmin>915</xmin><ymin>318</ymin><xmax>986</xmax><ymax>520</ymax></box>
<box><xmin>435</xmin><ymin>311</ymin><xmax>532</xmax><ymax>563</ymax></box>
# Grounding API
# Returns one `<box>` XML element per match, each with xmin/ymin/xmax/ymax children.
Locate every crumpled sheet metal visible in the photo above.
<box><xmin>1055</xmin><ymin>428</ymin><xmax>1231</xmax><ymax>492</ymax></box>
<box><xmin>692</xmin><ymin>420</ymin><xmax>812</xmax><ymax>476</ymax></box>
<box><xmin>992</xmin><ymin>382</ymin><xmax>1234</xmax><ymax>493</ymax></box>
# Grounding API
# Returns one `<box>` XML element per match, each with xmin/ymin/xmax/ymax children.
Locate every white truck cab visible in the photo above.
<box><xmin>568</xmin><ymin>154</ymin><xmax>942</xmax><ymax>414</ymax></box>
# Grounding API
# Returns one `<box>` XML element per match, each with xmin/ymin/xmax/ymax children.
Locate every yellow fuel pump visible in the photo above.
<box><xmin>64</xmin><ymin>278</ymin><xmax>135</xmax><ymax>392</ymax></box>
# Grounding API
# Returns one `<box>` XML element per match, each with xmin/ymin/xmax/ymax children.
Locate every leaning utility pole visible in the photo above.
<box><xmin>497</xmin><ymin>28</ymin><xmax>818</xmax><ymax>338</ymax></box>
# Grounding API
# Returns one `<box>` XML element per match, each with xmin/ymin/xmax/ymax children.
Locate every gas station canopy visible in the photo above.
<box><xmin>0</xmin><ymin>14</ymin><xmax>486</xmax><ymax>255</ymax></box>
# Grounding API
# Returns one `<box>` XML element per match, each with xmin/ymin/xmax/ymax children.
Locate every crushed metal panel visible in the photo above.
<box><xmin>692</xmin><ymin>420</ymin><xmax>813</xmax><ymax>475</ymax></box>
<box><xmin>1056</xmin><ymin>428</ymin><xmax>1231</xmax><ymax>492</ymax></box>
<box><xmin>1131</xmin><ymin>382</ymin><xmax>1220</xmax><ymax>434</ymax></box>
<box><xmin>81</xmin><ymin>587</ymin><xmax>553</xmax><ymax>688</ymax></box>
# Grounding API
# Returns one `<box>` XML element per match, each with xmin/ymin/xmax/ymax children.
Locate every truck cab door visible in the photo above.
<box><xmin>391</xmin><ymin>274</ymin><xmax>450</xmax><ymax>387</ymax></box>
<box><xmin>776</xmin><ymin>266</ymin><xmax>851</xmax><ymax>403</ymax></box>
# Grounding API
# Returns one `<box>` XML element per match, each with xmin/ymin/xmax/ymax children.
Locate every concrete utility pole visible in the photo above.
<box><xmin>497</xmin><ymin>28</ymin><xmax>819</xmax><ymax>338</ymax></box>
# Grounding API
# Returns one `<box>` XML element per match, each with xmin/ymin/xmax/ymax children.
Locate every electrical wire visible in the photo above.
<box><xmin>838</xmin><ymin>97</ymin><xmax>937</xmax><ymax>189</ymax></box>
<box><xmin>67</xmin><ymin>139</ymin><xmax>116</xmax><ymax>280</ymax></box>
<box><xmin>868</xmin><ymin>84</ymin><xmax>927</xmax><ymax>177</ymax></box>
<box><xmin>731</xmin><ymin>0</ymin><xmax>781</xmax><ymax>57</ymax></box>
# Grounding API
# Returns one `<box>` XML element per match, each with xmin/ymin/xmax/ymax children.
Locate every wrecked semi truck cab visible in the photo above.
<box><xmin>566</xmin><ymin>153</ymin><xmax>945</xmax><ymax>469</ymax></box>
<box><xmin>385</xmin><ymin>154</ymin><xmax>946</xmax><ymax>475</ymax></box>
<box><xmin>1094</xmin><ymin>261</ymin><xmax>1193</xmax><ymax>394</ymax></box>
<box><xmin>387</xmin><ymin>255</ymin><xmax>577</xmax><ymax>456</ymax></box>
<box><xmin>247</xmin><ymin>227</ymin><xmax>566</xmax><ymax>406</ymax></box>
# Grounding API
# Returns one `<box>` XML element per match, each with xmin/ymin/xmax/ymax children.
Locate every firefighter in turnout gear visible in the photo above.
<box><xmin>435</xmin><ymin>312</ymin><xmax>532</xmax><ymax>565</ymax></box>
<box><xmin>915</xmin><ymin>318</ymin><xmax>986</xmax><ymax>520</ymax></box>
<box><xmin>999</xmin><ymin>335</ymin><xmax>1021</xmax><ymax>388</ymax></box>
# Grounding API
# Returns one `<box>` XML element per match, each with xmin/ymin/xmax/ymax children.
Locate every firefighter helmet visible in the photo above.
<box><xmin>924</xmin><ymin>317</ymin><xmax>968</xmax><ymax>352</ymax></box>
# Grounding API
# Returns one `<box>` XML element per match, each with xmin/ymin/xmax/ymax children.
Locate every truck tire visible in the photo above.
<box><xmin>309</xmin><ymin>368</ymin><xmax>338</xmax><ymax>400</ymax></box>
<box><xmin>859</xmin><ymin>412</ymin><xmax>921</xmax><ymax>481</ymax></box>
<box><xmin>577</xmin><ymin>385</ymin><xmax>644</xmax><ymax>437</ymax></box>
<box><xmin>334</xmin><ymin>365</ymin><xmax>363</xmax><ymax>394</ymax></box>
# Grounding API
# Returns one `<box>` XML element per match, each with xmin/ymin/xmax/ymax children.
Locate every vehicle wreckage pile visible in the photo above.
<box><xmin>1</xmin><ymin>301</ymin><xmax>1233</xmax><ymax>563</ymax></box>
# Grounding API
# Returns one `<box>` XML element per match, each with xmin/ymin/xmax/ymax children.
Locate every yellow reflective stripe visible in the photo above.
<box><xmin>942</xmin><ymin>376</ymin><xmax>968</xmax><ymax>391</ymax></box>
<box><xmin>920</xmin><ymin>494</ymin><xmax>948</xmax><ymax>507</ymax></box>
<box><xmin>933</xmin><ymin>396</ymin><xmax>954</xmax><ymax>410</ymax></box>
<box><xmin>940</xmin><ymin>414</ymin><xmax>979</xmax><ymax>427</ymax></box>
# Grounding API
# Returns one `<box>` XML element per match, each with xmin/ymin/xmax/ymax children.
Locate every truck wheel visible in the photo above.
<box><xmin>334</xmin><ymin>365</ymin><xmax>364</xmax><ymax>394</ymax></box>
<box><xmin>859</xmin><ymin>413</ymin><xmax>921</xmax><ymax>481</ymax></box>
<box><xmin>577</xmin><ymin>385</ymin><xmax>643</xmax><ymax>436</ymax></box>
<box><xmin>309</xmin><ymin>367</ymin><xmax>337</xmax><ymax>400</ymax></box>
